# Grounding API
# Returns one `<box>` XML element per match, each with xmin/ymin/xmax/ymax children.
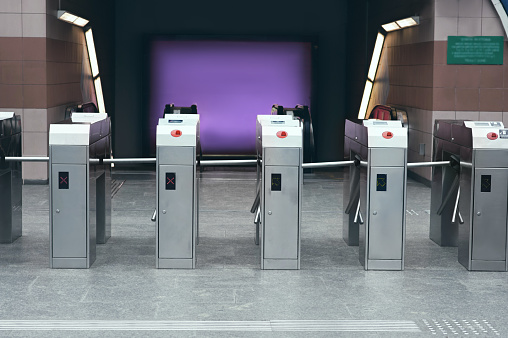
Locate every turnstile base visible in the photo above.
<box><xmin>262</xmin><ymin>259</ymin><xmax>299</xmax><ymax>270</ymax></box>
<box><xmin>366</xmin><ymin>259</ymin><xmax>403</xmax><ymax>271</ymax></box>
<box><xmin>158</xmin><ymin>258</ymin><xmax>194</xmax><ymax>269</ymax></box>
<box><xmin>343</xmin><ymin>236</ymin><xmax>359</xmax><ymax>246</ymax></box>
<box><xmin>51</xmin><ymin>258</ymin><xmax>92</xmax><ymax>269</ymax></box>
<box><xmin>466</xmin><ymin>260</ymin><xmax>507</xmax><ymax>272</ymax></box>
<box><xmin>0</xmin><ymin>234</ymin><xmax>21</xmax><ymax>244</ymax></box>
<box><xmin>96</xmin><ymin>234</ymin><xmax>111</xmax><ymax>245</ymax></box>
<box><xmin>429</xmin><ymin>235</ymin><xmax>457</xmax><ymax>247</ymax></box>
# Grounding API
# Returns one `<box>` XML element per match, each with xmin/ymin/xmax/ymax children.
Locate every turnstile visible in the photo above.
<box><xmin>430</xmin><ymin>120</ymin><xmax>463</xmax><ymax>247</ymax></box>
<box><xmin>343</xmin><ymin>119</ymin><xmax>408</xmax><ymax>270</ymax></box>
<box><xmin>0</xmin><ymin>112</ymin><xmax>22</xmax><ymax>243</ymax></box>
<box><xmin>256</xmin><ymin>115</ymin><xmax>302</xmax><ymax>270</ymax></box>
<box><xmin>49</xmin><ymin>113</ymin><xmax>111</xmax><ymax>268</ymax></box>
<box><xmin>432</xmin><ymin>120</ymin><xmax>508</xmax><ymax>271</ymax></box>
<box><xmin>156</xmin><ymin>114</ymin><xmax>199</xmax><ymax>269</ymax></box>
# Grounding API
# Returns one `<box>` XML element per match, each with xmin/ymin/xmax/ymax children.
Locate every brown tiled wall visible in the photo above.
<box><xmin>369</xmin><ymin>0</ymin><xmax>508</xmax><ymax>182</ymax></box>
<box><xmin>0</xmin><ymin>0</ymin><xmax>88</xmax><ymax>181</ymax></box>
<box><xmin>433</xmin><ymin>41</ymin><xmax>508</xmax><ymax>114</ymax></box>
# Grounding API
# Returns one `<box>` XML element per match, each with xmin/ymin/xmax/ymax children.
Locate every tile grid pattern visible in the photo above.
<box><xmin>0</xmin><ymin>0</ymin><xmax>90</xmax><ymax>181</ymax></box>
<box><xmin>369</xmin><ymin>0</ymin><xmax>508</xmax><ymax>182</ymax></box>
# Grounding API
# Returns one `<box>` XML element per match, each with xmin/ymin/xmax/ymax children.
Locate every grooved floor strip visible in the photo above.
<box><xmin>0</xmin><ymin>320</ymin><xmax>420</xmax><ymax>332</ymax></box>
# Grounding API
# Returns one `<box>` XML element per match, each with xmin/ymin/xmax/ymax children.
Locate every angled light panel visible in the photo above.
<box><xmin>85</xmin><ymin>28</ymin><xmax>99</xmax><ymax>77</ymax></box>
<box><xmin>57</xmin><ymin>10</ymin><xmax>89</xmax><ymax>27</ymax></box>
<box><xmin>367</xmin><ymin>33</ymin><xmax>385</xmax><ymax>81</ymax></box>
<box><xmin>358</xmin><ymin>80</ymin><xmax>373</xmax><ymax>119</ymax></box>
<box><xmin>359</xmin><ymin>16</ymin><xmax>420</xmax><ymax>119</ymax></box>
<box><xmin>94</xmin><ymin>77</ymin><xmax>106</xmax><ymax>114</ymax></box>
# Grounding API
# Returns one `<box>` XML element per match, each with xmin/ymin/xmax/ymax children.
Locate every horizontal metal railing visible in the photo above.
<box><xmin>4</xmin><ymin>157</ymin><xmax>455</xmax><ymax>169</ymax></box>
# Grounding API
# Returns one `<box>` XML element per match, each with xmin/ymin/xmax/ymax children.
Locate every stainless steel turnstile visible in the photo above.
<box><xmin>155</xmin><ymin>114</ymin><xmax>199</xmax><ymax>269</ymax></box>
<box><xmin>343</xmin><ymin>120</ymin><xmax>408</xmax><ymax>270</ymax></box>
<box><xmin>0</xmin><ymin>112</ymin><xmax>22</xmax><ymax>243</ymax></box>
<box><xmin>49</xmin><ymin>113</ymin><xmax>111</xmax><ymax>268</ymax></box>
<box><xmin>430</xmin><ymin>120</ymin><xmax>463</xmax><ymax>247</ymax></box>
<box><xmin>432</xmin><ymin>120</ymin><xmax>508</xmax><ymax>271</ymax></box>
<box><xmin>256</xmin><ymin>115</ymin><xmax>302</xmax><ymax>270</ymax></box>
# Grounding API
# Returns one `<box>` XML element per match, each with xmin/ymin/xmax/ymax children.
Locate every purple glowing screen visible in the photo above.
<box><xmin>149</xmin><ymin>40</ymin><xmax>312</xmax><ymax>154</ymax></box>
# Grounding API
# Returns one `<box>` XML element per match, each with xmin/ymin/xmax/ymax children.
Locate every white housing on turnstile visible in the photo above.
<box><xmin>156</xmin><ymin>114</ymin><xmax>199</xmax><ymax>269</ymax></box>
<box><xmin>359</xmin><ymin>119</ymin><xmax>408</xmax><ymax>270</ymax></box>
<box><xmin>49</xmin><ymin>113</ymin><xmax>111</xmax><ymax>269</ymax></box>
<box><xmin>256</xmin><ymin>115</ymin><xmax>303</xmax><ymax>270</ymax></box>
<box><xmin>457</xmin><ymin>121</ymin><xmax>508</xmax><ymax>271</ymax></box>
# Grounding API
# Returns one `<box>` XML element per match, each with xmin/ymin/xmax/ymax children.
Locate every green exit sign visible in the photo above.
<box><xmin>447</xmin><ymin>36</ymin><xmax>504</xmax><ymax>65</ymax></box>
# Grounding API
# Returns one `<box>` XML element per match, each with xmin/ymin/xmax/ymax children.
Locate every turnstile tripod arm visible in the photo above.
<box><xmin>354</xmin><ymin>201</ymin><xmax>364</xmax><ymax>224</ymax></box>
<box><xmin>250</xmin><ymin>189</ymin><xmax>261</xmax><ymax>213</ymax></box>
<box><xmin>436</xmin><ymin>174</ymin><xmax>460</xmax><ymax>216</ymax></box>
<box><xmin>451</xmin><ymin>187</ymin><xmax>464</xmax><ymax>224</ymax></box>
<box><xmin>254</xmin><ymin>206</ymin><xmax>260</xmax><ymax>245</ymax></box>
<box><xmin>345</xmin><ymin>166</ymin><xmax>360</xmax><ymax>215</ymax></box>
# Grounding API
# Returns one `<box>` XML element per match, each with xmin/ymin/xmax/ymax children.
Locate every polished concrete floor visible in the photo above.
<box><xmin>0</xmin><ymin>170</ymin><xmax>507</xmax><ymax>337</ymax></box>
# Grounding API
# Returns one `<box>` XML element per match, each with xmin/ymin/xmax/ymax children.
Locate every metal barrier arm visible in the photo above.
<box><xmin>302</xmin><ymin>160</ymin><xmax>354</xmax><ymax>169</ymax></box>
<box><xmin>407</xmin><ymin>161</ymin><xmax>449</xmax><ymax>168</ymax></box>
<box><xmin>201</xmin><ymin>159</ymin><xmax>258</xmax><ymax>166</ymax></box>
<box><xmin>5</xmin><ymin>156</ymin><xmax>49</xmax><ymax>162</ymax></box>
<box><xmin>6</xmin><ymin>157</ymin><xmax>359</xmax><ymax>169</ymax></box>
<box><xmin>101</xmin><ymin>158</ymin><xmax>156</xmax><ymax>164</ymax></box>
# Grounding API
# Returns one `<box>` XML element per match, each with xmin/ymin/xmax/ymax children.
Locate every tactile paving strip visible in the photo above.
<box><xmin>422</xmin><ymin>319</ymin><xmax>500</xmax><ymax>336</ymax></box>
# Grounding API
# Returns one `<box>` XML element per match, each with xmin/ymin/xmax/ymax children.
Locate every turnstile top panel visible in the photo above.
<box><xmin>70</xmin><ymin>113</ymin><xmax>108</xmax><ymax>124</ymax></box>
<box><xmin>157</xmin><ymin>114</ymin><xmax>199</xmax><ymax>147</ymax></box>
<box><xmin>362</xmin><ymin>120</ymin><xmax>407</xmax><ymax>148</ymax></box>
<box><xmin>463</xmin><ymin>121</ymin><xmax>504</xmax><ymax>129</ymax></box>
<box><xmin>0</xmin><ymin>112</ymin><xmax>15</xmax><ymax>120</ymax></box>
<box><xmin>464</xmin><ymin>121</ymin><xmax>508</xmax><ymax>149</ymax></box>
<box><xmin>0</xmin><ymin>113</ymin><xmax>21</xmax><ymax>139</ymax></box>
<box><xmin>49</xmin><ymin>116</ymin><xmax>111</xmax><ymax>146</ymax></box>
<box><xmin>49</xmin><ymin>124</ymin><xmax>91</xmax><ymax>146</ymax></box>
<box><xmin>257</xmin><ymin>115</ymin><xmax>302</xmax><ymax>149</ymax></box>
<box><xmin>161</xmin><ymin>114</ymin><xmax>199</xmax><ymax>125</ymax></box>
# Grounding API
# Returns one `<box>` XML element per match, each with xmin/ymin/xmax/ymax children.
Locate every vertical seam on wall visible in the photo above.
<box><xmin>21</xmin><ymin>0</ymin><xmax>25</xmax><ymax>142</ymax></box>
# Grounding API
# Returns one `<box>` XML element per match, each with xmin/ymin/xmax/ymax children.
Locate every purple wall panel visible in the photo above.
<box><xmin>149</xmin><ymin>40</ymin><xmax>311</xmax><ymax>154</ymax></box>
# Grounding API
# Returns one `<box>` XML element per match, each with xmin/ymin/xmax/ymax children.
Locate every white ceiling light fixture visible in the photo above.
<box><xmin>381</xmin><ymin>16</ymin><xmax>420</xmax><ymax>33</ymax></box>
<box><xmin>57</xmin><ymin>10</ymin><xmax>89</xmax><ymax>27</ymax></box>
<box><xmin>381</xmin><ymin>22</ymin><xmax>400</xmax><ymax>32</ymax></box>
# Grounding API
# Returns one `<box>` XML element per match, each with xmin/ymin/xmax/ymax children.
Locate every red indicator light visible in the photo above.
<box><xmin>487</xmin><ymin>132</ymin><xmax>498</xmax><ymax>140</ymax></box>
<box><xmin>277</xmin><ymin>131</ymin><xmax>288</xmax><ymax>138</ymax></box>
<box><xmin>171</xmin><ymin>130</ymin><xmax>182</xmax><ymax>137</ymax></box>
<box><xmin>382</xmin><ymin>131</ymin><xmax>393</xmax><ymax>139</ymax></box>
